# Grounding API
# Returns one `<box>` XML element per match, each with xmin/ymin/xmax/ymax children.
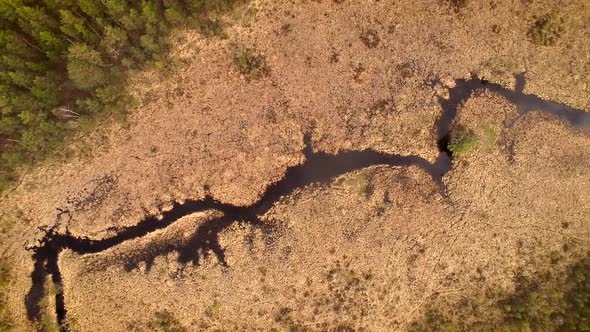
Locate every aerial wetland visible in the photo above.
<box><xmin>0</xmin><ymin>0</ymin><xmax>589</xmax><ymax>331</ymax></box>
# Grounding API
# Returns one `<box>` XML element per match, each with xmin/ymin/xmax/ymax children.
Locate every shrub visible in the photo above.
<box><xmin>528</xmin><ymin>14</ymin><xmax>565</xmax><ymax>46</ymax></box>
<box><xmin>211</xmin><ymin>300</ymin><xmax>221</xmax><ymax>314</ymax></box>
<box><xmin>233</xmin><ymin>49</ymin><xmax>269</xmax><ymax>80</ymax></box>
<box><xmin>561</xmin><ymin>257</ymin><xmax>590</xmax><ymax>330</ymax></box>
<box><xmin>483</xmin><ymin>57</ymin><xmax>519</xmax><ymax>83</ymax></box>
<box><xmin>448</xmin><ymin>130</ymin><xmax>479</xmax><ymax>157</ymax></box>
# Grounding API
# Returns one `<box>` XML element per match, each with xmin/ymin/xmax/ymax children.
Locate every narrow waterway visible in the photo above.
<box><xmin>24</xmin><ymin>74</ymin><xmax>589</xmax><ymax>331</ymax></box>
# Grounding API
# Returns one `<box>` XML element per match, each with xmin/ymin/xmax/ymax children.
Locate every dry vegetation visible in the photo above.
<box><xmin>0</xmin><ymin>0</ymin><xmax>589</xmax><ymax>331</ymax></box>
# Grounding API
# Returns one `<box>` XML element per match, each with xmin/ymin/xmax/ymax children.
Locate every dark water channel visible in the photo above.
<box><xmin>24</xmin><ymin>74</ymin><xmax>589</xmax><ymax>331</ymax></box>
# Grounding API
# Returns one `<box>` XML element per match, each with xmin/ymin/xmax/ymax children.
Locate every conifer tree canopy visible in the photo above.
<box><xmin>0</xmin><ymin>0</ymin><xmax>240</xmax><ymax>190</ymax></box>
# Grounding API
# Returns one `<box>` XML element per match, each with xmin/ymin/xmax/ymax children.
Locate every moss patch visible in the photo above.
<box><xmin>342</xmin><ymin>172</ymin><xmax>372</xmax><ymax>198</ymax></box>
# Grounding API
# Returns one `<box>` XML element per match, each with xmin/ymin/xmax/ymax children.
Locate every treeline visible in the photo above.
<box><xmin>0</xmin><ymin>0</ymin><xmax>237</xmax><ymax>190</ymax></box>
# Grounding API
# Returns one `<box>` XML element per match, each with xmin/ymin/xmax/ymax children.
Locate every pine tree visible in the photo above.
<box><xmin>8</xmin><ymin>71</ymin><xmax>35</xmax><ymax>88</ymax></box>
<box><xmin>0</xmin><ymin>114</ymin><xmax>21</xmax><ymax>137</ymax></box>
<box><xmin>59</xmin><ymin>9</ymin><xmax>96</xmax><ymax>43</ymax></box>
<box><xmin>0</xmin><ymin>0</ymin><xmax>23</xmax><ymax>24</ymax></box>
<box><xmin>76</xmin><ymin>0</ymin><xmax>105</xmax><ymax>19</ymax></box>
<box><xmin>0</xmin><ymin>84</ymin><xmax>18</xmax><ymax>114</ymax></box>
<box><xmin>126</xmin><ymin>46</ymin><xmax>147</xmax><ymax>65</ymax></box>
<box><xmin>19</xmin><ymin>117</ymin><xmax>63</xmax><ymax>153</ymax></box>
<box><xmin>120</xmin><ymin>9</ymin><xmax>145</xmax><ymax>33</ymax></box>
<box><xmin>15</xmin><ymin>6</ymin><xmax>60</xmax><ymax>38</ymax></box>
<box><xmin>38</xmin><ymin>30</ymin><xmax>66</xmax><ymax>61</ymax></box>
<box><xmin>1</xmin><ymin>54</ymin><xmax>27</xmax><ymax>71</ymax></box>
<box><xmin>30</xmin><ymin>75</ymin><xmax>60</xmax><ymax>110</ymax></box>
<box><xmin>139</xmin><ymin>34</ymin><xmax>160</xmax><ymax>54</ymax></box>
<box><xmin>0</xmin><ymin>30</ymin><xmax>35</xmax><ymax>59</ymax></box>
<box><xmin>42</xmin><ymin>0</ymin><xmax>75</xmax><ymax>12</ymax></box>
<box><xmin>8</xmin><ymin>90</ymin><xmax>44</xmax><ymax>115</ymax></box>
<box><xmin>163</xmin><ymin>0</ymin><xmax>187</xmax><ymax>26</ymax></box>
<box><xmin>101</xmin><ymin>25</ymin><xmax>128</xmax><ymax>60</ymax></box>
<box><xmin>66</xmin><ymin>43</ymin><xmax>108</xmax><ymax>90</ymax></box>
<box><xmin>141</xmin><ymin>1</ymin><xmax>160</xmax><ymax>26</ymax></box>
<box><xmin>105</xmin><ymin>0</ymin><xmax>130</xmax><ymax>21</ymax></box>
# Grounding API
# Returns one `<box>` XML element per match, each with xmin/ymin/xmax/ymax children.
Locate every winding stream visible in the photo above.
<box><xmin>24</xmin><ymin>75</ymin><xmax>589</xmax><ymax>331</ymax></box>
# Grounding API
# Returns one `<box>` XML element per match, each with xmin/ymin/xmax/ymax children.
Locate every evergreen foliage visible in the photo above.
<box><xmin>0</xmin><ymin>0</ymin><xmax>241</xmax><ymax>191</ymax></box>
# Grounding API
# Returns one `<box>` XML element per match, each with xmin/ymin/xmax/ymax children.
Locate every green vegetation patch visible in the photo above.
<box><xmin>448</xmin><ymin>129</ymin><xmax>479</xmax><ymax>157</ymax></box>
<box><xmin>0</xmin><ymin>0</ymin><xmax>243</xmax><ymax>192</ymax></box>
<box><xmin>448</xmin><ymin>125</ymin><xmax>497</xmax><ymax>158</ymax></box>
<box><xmin>205</xmin><ymin>300</ymin><xmax>221</xmax><ymax>317</ymax></box>
<box><xmin>528</xmin><ymin>13</ymin><xmax>565</xmax><ymax>46</ymax></box>
<box><xmin>342</xmin><ymin>172</ymin><xmax>372</xmax><ymax>198</ymax></box>
<box><xmin>211</xmin><ymin>300</ymin><xmax>221</xmax><ymax>314</ymax></box>
<box><xmin>233</xmin><ymin>48</ymin><xmax>270</xmax><ymax>80</ymax></box>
